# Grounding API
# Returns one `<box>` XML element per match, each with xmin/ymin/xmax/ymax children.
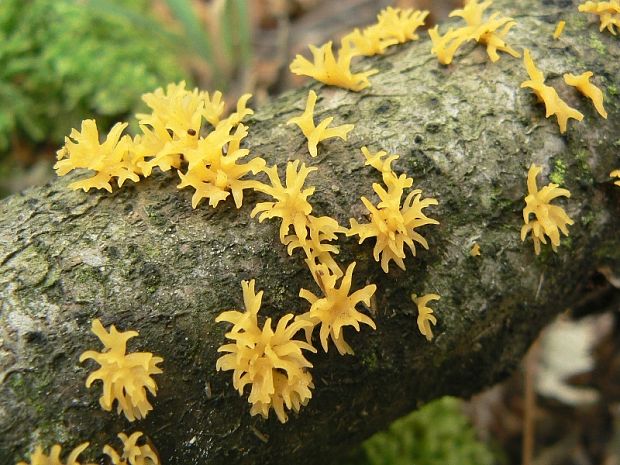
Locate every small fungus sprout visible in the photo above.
<box><xmin>17</xmin><ymin>443</ymin><xmax>95</xmax><ymax>465</ymax></box>
<box><xmin>411</xmin><ymin>293</ymin><xmax>440</xmax><ymax>341</ymax></box>
<box><xmin>520</xmin><ymin>49</ymin><xmax>584</xmax><ymax>134</ymax></box>
<box><xmin>287</xmin><ymin>90</ymin><xmax>354</xmax><ymax>158</ymax></box>
<box><xmin>563</xmin><ymin>71</ymin><xmax>608</xmax><ymax>118</ymax></box>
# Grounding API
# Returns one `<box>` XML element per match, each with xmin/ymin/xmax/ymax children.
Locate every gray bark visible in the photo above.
<box><xmin>1</xmin><ymin>0</ymin><xmax>619</xmax><ymax>463</ymax></box>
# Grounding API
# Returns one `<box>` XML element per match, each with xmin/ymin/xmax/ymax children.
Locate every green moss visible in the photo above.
<box><xmin>361</xmin><ymin>350</ymin><xmax>379</xmax><ymax>371</ymax></box>
<box><xmin>589</xmin><ymin>32</ymin><xmax>607</xmax><ymax>55</ymax></box>
<box><xmin>608</xmin><ymin>84</ymin><xmax>618</xmax><ymax>96</ymax></box>
<box><xmin>345</xmin><ymin>397</ymin><xmax>496</xmax><ymax>465</ymax></box>
<box><xmin>550</xmin><ymin>159</ymin><xmax>567</xmax><ymax>185</ymax></box>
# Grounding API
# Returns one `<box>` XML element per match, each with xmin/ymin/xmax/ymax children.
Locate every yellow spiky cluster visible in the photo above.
<box><xmin>17</xmin><ymin>443</ymin><xmax>95</xmax><ymax>465</ymax></box>
<box><xmin>579</xmin><ymin>0</ymin><xmax>620</xmax><ymax>35</ymax></box>
<box><xmin>291</xmin><ymin>6</ymin><xmax>428</xmax><ymax>90</ymax></box>
<box><xmin>612</xmin><ymin>170</ymin><xmax>620</xmax><ymax>186</ymax></box>
<box><xmin>429</xmin><ymin>0</ymin><xmax>520</xmax><ymax>65</ymax></box>
<box><xmin>215</xmin><ymin>280</ymin><xmax>316</xmax><ymax>423</ymax></box>
<box><xmin>521</xmin><ymin>164</ymin><xmax>574</xmax><ymax>255</ymax></box>
<box><xmin>348</xmin><ymin>147</ymin><xmax>439</xmax><ymax>273</ymax></box>
<box><xmin>104</xmin><ymin>432</ymin><xmax>159</xmax><ymax>465</ymax></box>
<box><xmin>79</xmin><ymin>319</ymin><xmax>163</xmax><ymax>422</ymax></box>
<box><xmin>55</xmin><ymin>82</ymin><xmax>264</xmax><ymax>209</ymax></box>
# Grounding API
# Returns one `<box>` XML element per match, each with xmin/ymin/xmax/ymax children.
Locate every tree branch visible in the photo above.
<box><xmin>1</xmin><ymin>1</ymin><xmax>619</xmax><ymax>463</ymax></box>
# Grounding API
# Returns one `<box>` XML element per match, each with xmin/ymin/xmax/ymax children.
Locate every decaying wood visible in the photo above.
<box><xmin>1</xmin><ymin>0</ymin><xmax>619</xmax><ymax>463</ymax></box>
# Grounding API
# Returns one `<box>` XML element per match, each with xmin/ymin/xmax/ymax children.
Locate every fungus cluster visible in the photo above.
<box><xmin>579</xmin><ymin>0</ymin><xmax>620</xmax><ymax>35</ymax></box>
<box><xmin>429</xmin><ymin>0</ymin><xmax>519</xmax><ymax>64</ymax></box>
<box><xmin>79</xmin><ymin>319</ymin><xmax>163</xmax><ymax>421</ymax></box>
<box><xmin>55</xmin><ymin>82</ymin><xmax>262</xmax><ymax>211</ymax></box>
<box><xmin>104</xmin><ymin>432</ymin><xmax>159</xmax><ymax>465</ymax></box>
<box><xmin>291</xmin><ymin>6</ymin><xmax>428</xmax><ymax>90</ymax></box>
<box><xmin>348</xmin><ymin>147</ymin><xmax>439</xmax><ymax>273</ymax></box>
<box><xmin>17</xmin><ymin>443</ymin><xmax>95</xmax><ymax>465</ymax></box>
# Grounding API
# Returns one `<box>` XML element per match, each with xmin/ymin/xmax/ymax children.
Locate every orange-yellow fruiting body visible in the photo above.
<box><xmin>216</xmin><ymin>280</ymin><xmax>316</xmax><ymax>423</ymax></box>
<box><xmin>471</xmin><ymin>243</ymin><xmax>481</xmax><ymax>256</ymax></box>
<box><xmin>54</xmin><ymin>120</ymin><xmax>138</xmax><ymax>192</ymax></box>
<box><xmin>520</xmin><ymin>49</ymin><xmax>584</xmax><ymax>133</ymax></box>
<box><xmin>17</xmin><ymin>443</ymin><xmax>95</xmax><ymax>465</ymax></box>
<box><xmin>290</xmin><ymin>41</ymin><xmax>378</xmax><ymax>91</ymax></box>
<box><xmin>563</xmin><ymin>71</ymin><xmax>608</xmax><ymax>118</ymax></box>
<box><xmin>287</xmin><ymin>90</ymin><xmax>354</xmax><ymax>157</ymax></box>
<box><xmin>79</xmin><ymin>319</ymin><xmax>163</xmax><ymax>421</ymax></box>
<box><xmin>611</xmin><ymin>169</ymin><xmax>620</xmax><ymax>186</ymax></box>
<box><xmin>375</xmin><ymin>7</ymin><xmax>429</xmax><ymax>44</ymax></box>
<box><xmin>298</xmin><ymin>262</ymin><xmax>377</xmax><ymax>355</ymax></box>
<box><xmin>553</xmin><ymin>20</ymin><xmax>566</xmax><ymax>38</ymax></box>
<box><xmin>348</xmin><ymin>147</ymin><xmax>439</xmax><ymax>273</ymax></box>
<box><xmin>578</xmin><ymin>0</ymin><xmax>620</xmax><ymax>35</ymax></box>
<box><xmin>521</xmin><ymin>164</ymin><xmax>574</xmax><ymax>255</ymax></box>
<box><xmin>411</xmin><ymin>293</ymin><xmax>440</xmax><ymax>341</ymax></box>
<box><xmin>429</xmin><ymin>0</ymin><xmax>519</xmax><ymax>64</ymax></box>
<box><xmin>104</xmin><ymin>432</ymin><xmax>159</xmax><ymax>465</ymax></box>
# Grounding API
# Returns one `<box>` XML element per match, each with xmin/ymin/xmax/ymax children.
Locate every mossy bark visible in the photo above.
<box><xmin>1</xmin><ymin>1</ymin><xmax>619</xmax><ymax>464</ymax></box>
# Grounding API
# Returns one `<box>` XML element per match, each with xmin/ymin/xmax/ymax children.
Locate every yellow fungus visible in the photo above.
<box><xmin>578</xmin><ymin>0</ymin><xmax>620</xmax><ymax>35</ymax></box>
<box><xmin>520</xmin><ymin>49</ymin><xmax>584</xmax><ymax>134</ymax></box>
<box><xmin>470</xmin><ymin>242</ymin><xmax>481</xmax><ymax>256</ymax></box>
<box><xmin>17</xmin><ymin>443</ymin><xmax>95</xmax><ymax>465</ymax></box>
<box><xmin>611</xmin><ymin>169</ymin><xmax>620</xmax><ymax>186</ymax></box>
<box><xmin>54</xmin><ymin>120</ymin><xmax>138</xmax><ymax>192</ymax></box>
<box><xmin>375</xmin><ymin>7</ymin><xmax>429</xmax><ymax>44</ymax></box>
<box><xmin>563</xmin><ymin>71</ymin><xmax>608</xmax><ymax>118</ymax></box>
<box><xmin>216</xmin><ymin>280</ymin><xmax>316</xmax><ymax>423</ymax></box>
<box><xmin>411</xmin><ymin>293</ymin><xmax>440</xmax><ymax>341</ymax></box>
<box><xmin>342</xmin><ymin>26</ymin><xmax>399</xmax><ymax>57</ymax></box>
<box><xmin>79</xmin><ymin>319</ymin><xmax>163</xmax><ymax>422</ymax></box>
<box><xmin>298</xmin><ymin>262</ymin><xmax>377</xmax><ymax>355</ymax></box>
<box><xmin>521</xmin><ymin>164</ymin><xmax>574</xmax><ymax>255</ymax></box>
<box><xmin>553</xmin><ymin>20</ymin><xmax>566</xmax><ymax>38</ymax></box>
<box><xmin>104</xmin><ymin>432</ymin><xmax>159</xmax><ymax>465</ymax></box>
<box><xmin>349</xmin><ymin>147</ymin><xmax>438</xmax><ymax>273</ymax></box>
<box><xmin>290</xmin><ymin>40</ymin><xmax>378</xmax><ymax>91</ymax></box>
<box><xmin>287</xmin><ymin>90</ymin><xmax>354</xmax><ymax>158</ymax></box>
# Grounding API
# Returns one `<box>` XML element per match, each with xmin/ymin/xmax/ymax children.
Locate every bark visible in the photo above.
<box><xmin>1</xmin><ymin>0</ymin><xmax>619</xmax><ymax>463</ymax></box>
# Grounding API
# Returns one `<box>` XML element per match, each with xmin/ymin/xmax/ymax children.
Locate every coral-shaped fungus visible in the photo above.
<box><xmin>298</xmin><ymin>262</ymin><xmax>377</xmax><ymax>355</ymax></box>
<box><xmin>287</xmin><ymin>90</ymin><xmax>354</xmax><ymax>158</ymax></box>
<box><xmin>54</xmin><ymin>120</ymin><xmax>138</xmax><ymax>192</ymax></box>
<box><xmin>521</xmin><ymin>164</ymin><xmax>574</xmax><ymax>255</ymax></box>
<box><xmin>290</xmin><ymin>40</ymin><xmax>378</xmax><ymax>91</ymax></box>
<box><xmin>216</xmin><ymin>280</ymin><xmax>316</xmax><ymax>423</ymax></box>
<box><xmin>79</xmin><ymin>319</ymin><xmax>163</xmax><ymax>421</ymax></box>
<box><xmin>563</xmin><ymin>71</ymin><xmax>608</xmax><ymax>118</ymax></box>
<box><xmin>104</xmin><ymin>432</ymin><xmax>159</xmax><ymax>465</ymax></box>
<box><xmin>342</xmin><ymin>26</ymin><xmax>398</xmax><ymax>57</ymax></box>
<box><xmin>429</xmin><ymin>0</ymin><xmax>519</xmax><ymax>64</ymax></box>
<box><xmin>520</xmin><ymin>49</ymin><xmax>584</xmax><ymax>134</ymax></box>
<box><xmin>375</xmin><ymin>7</ymin><xmax>429</xmax><ymax>44</ymax></box>
<box><xmin>251</xmin><ymin>160</ymin><xmax>317</xmax><ymax>242</ymax></box>
<box><xmin>177</xmin><ymin>122</ymin><xmax>265</xmax><ymax>208</ymax></box>
<box><xmin>17</xmin><ymin>443</ymin><xmax>95</xmax><ymax>465</ymax></box>
<box><xmin>348</xmin><ymin>147</ymin><xmax>439</xmax><ymax>273</ymax></box>
<box><xmin>579</xmin><ymin>0</ymin><xmax>620</xmax><ymax>35</ymax></box>
<box><xmin>611</xmin><ymin>169</ymin><xmax>620</xmax><ymax>187</ymax></box>
<box><xmin>411</xmin><ymin>293</ymin><xmax>440</xmax><ymax>342</ymax></box>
